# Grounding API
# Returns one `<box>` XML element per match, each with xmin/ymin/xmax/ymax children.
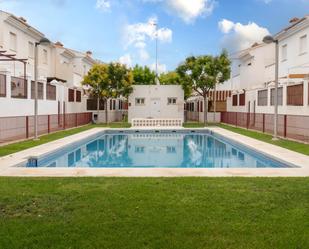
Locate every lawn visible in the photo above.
<box><xmin>218</xmin><ymin>123</ymin><xmax>309</xmax><ymax>156</ymax></box>
<box><xmin>0</xmin><ymin>177</ymin><xmax>308</xmax><ymax>249</ymax></box>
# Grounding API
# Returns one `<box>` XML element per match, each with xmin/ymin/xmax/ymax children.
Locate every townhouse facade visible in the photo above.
<box><xmin>227</xmin><ymin>16</ymin><xmax>309</xmax><ymax>116</ymax></box>
<box><xmin>0</xmin><ymin>10</ymin><xmax>126</xmax><ymax>143</ymax></box>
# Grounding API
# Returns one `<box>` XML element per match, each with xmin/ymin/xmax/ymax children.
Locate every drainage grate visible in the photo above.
<box><xmin>27</xmin><ymin>157</ymin><xmax>38</xmax><ymax>167</ymax></box>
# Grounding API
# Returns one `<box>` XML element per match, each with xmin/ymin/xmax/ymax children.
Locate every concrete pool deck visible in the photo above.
<box><xmin>0</xmin><ymin>127</ymin><xmax>309</xmax><ymax>177</ymax></box>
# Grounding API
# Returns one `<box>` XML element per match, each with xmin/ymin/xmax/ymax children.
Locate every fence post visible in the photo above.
<box><xmin>235</xmin><ymin>112</ymin><xmax>238</xmax><ymax>127</ymax></box>
<box><xmin>246</xmin><ymin>112</ymin><xmax>249</xmax><ymax>129</ymax></box>
<box><xmin>284</xmin><ymin>114</ymin><xmax>287</xmax><ymax>138</ymax></box>
<box><xmin>262</xmin><ymin>114</ymin><xmax>265</xmax><ymax>133</ymax></box>
<box><xmin>75</xmin><ymin>113</ymin><xmax>78</xmax><ymax>127</ymax></box>
<box><xmin>26</xmin><ymin>116</ymin><xmax>29</xmax><ymax>139</ymax></box>
<box><xmin>48</xmin><ymin>115</ymin><xmax>50</xmax><ymax>134</ymax></box>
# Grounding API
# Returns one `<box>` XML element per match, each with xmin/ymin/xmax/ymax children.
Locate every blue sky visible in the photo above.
<box><xmin>1</xmin><ymin>0</ymin><xmax>309</xmax><ymax>72</ymax></box>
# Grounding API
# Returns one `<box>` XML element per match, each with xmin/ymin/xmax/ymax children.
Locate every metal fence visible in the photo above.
<box><xmin>221</xmin><ymin>112</ymin><xmax>309</xmax><ymax>143</ymax></box>
<box><xmin>0</xmin><ymin>112</ymin><xmax>92</xmax><ymax>144</ymax></box>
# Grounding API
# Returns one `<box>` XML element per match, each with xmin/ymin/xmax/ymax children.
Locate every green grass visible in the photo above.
<box><xmin>218</xmin><ymin>123</ymin><xmax>309</xmax><ymax>156</ymax></box>
<box><xmin>0</xmin><ymin>177</ymin><xmax>309</xmax><ymax>249</ymax></box>
<box><xmin>0</xmin><ymin>123</ymin><xmax>131</xmax><ymax>157</ymax></box>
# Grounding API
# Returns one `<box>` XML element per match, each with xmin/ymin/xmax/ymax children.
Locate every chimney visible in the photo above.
<box><xmin>19</xmin><ymin>17</ymin><xmax>27</xmax><ymax>23</ymax></box>
<box><xmin>289</xmin><ymin>17</ymin><xmax>299</xmax><ymax>24</ymax></box>
<box><xmin>55</xmin><ymin>41</ymin><xmax>64</xmax><ymax>48</ymax></box>
<box><xmin>86</xmin><ymin>51</ymin><xmax>92</xmax><ymax>57</ymax></box>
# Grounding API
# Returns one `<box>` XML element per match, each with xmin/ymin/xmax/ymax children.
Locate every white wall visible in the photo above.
<box><xmin>128</xmin><ymin>85</ymin><xmax>184</xmax><ymax>123</ymax></box>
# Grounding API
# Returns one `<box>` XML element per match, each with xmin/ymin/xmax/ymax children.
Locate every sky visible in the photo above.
<box><xmin>1</xmin><ymin>0</ymin><xmax>309</xmax><ymax>72</ymax></box>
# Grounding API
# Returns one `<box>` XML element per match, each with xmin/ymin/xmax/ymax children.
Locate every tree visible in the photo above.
<box><xmin>159</xmin><ymin>71</ymin><xmax>192</xmax><ymax>99</ymax></box>
<box><xmin>82</xmin><ymin>63</ymin><xmax>133</xmax><ymax>124</ymax></box>
<box><xmin>108</xmin><ymin>62</ymin><xmax>133</xmax><ymax>120</ymax></box>
<box><xmin>82</xmin><ymin>64</ymin><xmax>109</xmax><ymax>123</ymax></box>
<box><xmin>177</xmin><ymin>51</ymin><xmax>231</xmax><ymax>125</ymax></box>
<box><xmin>132</xmin><ymin>65</ymin><xmax>156</xmax><ymax>85</ymax></box>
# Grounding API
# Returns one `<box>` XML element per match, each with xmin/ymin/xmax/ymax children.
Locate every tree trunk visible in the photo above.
<box><xmin>96</xmin><ymin>97</ymin><xmax>100</xmax><ymax>124</ymax></box>
<box><xmin>204</xmin><ymin>95</ymin><xmax>208</xmax><ymax>126</ymax></box>
<box><xmin>105</xmin><ymin>99</ymin><xmax>108</xmax><ymax>124</ymax></box>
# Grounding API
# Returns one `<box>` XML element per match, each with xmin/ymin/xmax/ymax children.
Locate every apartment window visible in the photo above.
<box><xmin>42</xmin><ymin>49</ymin><xmax>48</xmax><ymax>64</ymax></box>
<box><xmin>76</xmin><ymin>90</ymin><xmax>81</xmax><ymax>102</ymax></box>
<box><xmin>31</xmin><ymin>81</ymin><xmax>44</xmax><ymax>99</ymax></box>
<box><xmin>257</xmin><ymin>90</ymin><xmax>268</xmax><ymax>106</ymax></box>
<box><xmin>232</xmin><ymin>95</ymin><xmax>238</xmax><ymax>106</ymax></box>
<box><xmin>11</xmin><ymin>77</ymin><xmax>27</xmax><ymax>99</ymax></box>
<box><xmin>270</xmin><ymin>87</ymin><xmax>283</xmax><ymax>106</ymax></box>
<box><xmin>9</xmin><ymin>32</ymin><xmax>17</xmax><ymax>51</ymax></box>
<box><xmin>287</xmin><ymin>84</ymin><xmax>303</xmax><ymax>106</ymax></box>
<box><xmin>200</xmin><ymin>101</ymin><xmax>203</xmax><ymax>113</ymax></box>
<box><xmin>119</xmin><ymin>100</ymin><xmax>123</xmax><ymax>110</ymax></box>
<box><xmin>113</xmin><ymin>100</ymin><xmax>116</xmax><ymax>110</ymax></box>
<box><xmin>135</xmin><ymin>98</ymin><xmax>145</xmax><ymax>106</ymax></box>
<box><xmin>239</xmin><ymin>93</ymin><xmax>246</xmax><ymax>106</ymax></box>
<box><xmin>68</xmin><ymin>89</ymin><xmax>75</xmax><ymax>102</ymax></box>
<box><xmin>110</xmin><ymin>99</ymin><xmax>113</xmax><ymax>110</ymax></box>
<box><xmin>168</xmin><ymin>97</ymin><xmax>177</xmax><ymax>105</ymax></box>
<box><xmin>281</xmin><ymin>44</ymin><xmax>287</xmax><ymax>61</ymax></box>
<box><xmin>0</xmin><ymin>74</ymin><xmax>6</xmax><ymax>97</ymax></box>
<box><xmin>300</xmin><ymin>35</ymin><xmax>307</xmax><ymax>55</ymax></box>
<box><xmin>87</xmin><ymin>99</ymin><xmax>105</xmax><ymax>110</ymax></box>
<box><xmin>46</xmin><ymin>83</ymin><xmax>56</xmax><ymax>100</ymax></box>
<box><xmin>28</xmin><ymin>42</ymin><xmax>34</xmax><ymax>58</ymax></box>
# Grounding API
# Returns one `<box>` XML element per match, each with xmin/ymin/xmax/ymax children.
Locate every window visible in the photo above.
<box><xmin>28</xmin><ymin>42</ymin><xmax>34</xmax><ymax>58</ymax></box>
<box><xmin>42</xmin><ymin>49</ymin><xmax>48</xmax><ymax>64</ymax></box>
<box><xmin>287</xmin><ymin>84</ymin><xmax>303</xmax><ymax>106</ymax></box>
<box><xmin>300</xmin><ymin>35</ymin><xmax>307</xmax><ymax>55</ymax></box>
<box><xmin>232</xmin><ymin>95</ymin><xmax>238</xmax><ymax>106</ymax></box>
<box><xmin>113</xmin><ymin>100</ymin><xmax>116</xmax><ymax>110</ymax></box>
<box><xmin>46</xmin><ymin>83</ymin><xmax>56</xmax><ymax>100</ymax></box>
<box><xmin>200</xmin><ymin>101</ymin><xmax>203</xmax><ymax>113</ymax></box>
<box><xmin>31</xmin><ymin>81</ymin><xmax>44</xmax><ymax>99</ymax></box>
<box><xmin>239</xmin><ymin>93</ymin><xmax>246</xmax><ymax>106</ymax></box>
<box><xmin>257</xmin><ymin>90</ymin><xmax>268</xmax><ymax>106</ymax></box>
<box><xmin>68</xmin><ymin>89</ymin><xmax>75</xmax><ymax>102</ymax></box>
<box><xmin>281</xmin><ymin>44</ymin><xmax>287</xmax><ymax>61</ymax></box>
<box><xmin>110</xmin><ymin>99</ymin><xmax>113</xmax><ymax>110</ymax></box>
<box><xmin>119</xmin><ymin>100</ymin><xmax>123</xmax><ymax>110</ymax></box>
<box><xmin>76</xmin><ymin>90</ymin><xmax>81</xmax><ymax>102</ymax></box>
<box><xmin>87</xmin><ymin>99</ymin><xmax>105</xmax><ymax>110</ymax></box>
<box><xmin>0</xmin><ymin>74</ymin><xmax>6</xmax><ymax>97</ymax></box>
<box><xmin>270</xmin><ymin>87</ymin><xmax>283</xmax><ymax>106</ymax></box>
<box><xmin>168</xmin><ymin>97</ymin><xmax>177</xmax><ymax>105</ymax></box>
<box><xmin>11</xmin><ymin>77</ymin><xmax>27</xmax><ymax>98</ymax></box>
<box><xmin>9</xmin><ymin>32</ymin><xmax>17</xmax><ymax>51</ymax></box>
<box><xmin>135</xmin><ymin>98</ymin><xmax>145</xmax><ymax>106</ymax></box>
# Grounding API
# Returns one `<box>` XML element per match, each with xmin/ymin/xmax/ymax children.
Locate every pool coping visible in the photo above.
<box><xmin>0</xmin><ymin>127</ymin><xmax>309</xmax><ymax>177</ymax></box>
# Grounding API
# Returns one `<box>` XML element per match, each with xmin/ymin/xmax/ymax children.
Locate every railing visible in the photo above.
<box><xmin>221</xmin><ymin>112</ymin><xmax>309</xmax><ymax>143</ymax></box>
<box><xmin>132</xmin><ymin>119</ymin><xmax>183</xmax><ymax>127</ymax></box>
<box><xmin>0</xmin><ymin>112</ymin><xmax>92</xmax><ymax>144</ymax></box>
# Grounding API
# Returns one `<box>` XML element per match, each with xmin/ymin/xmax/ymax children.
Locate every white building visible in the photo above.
<box><xmin>225</xmin><ymin>16</ymin><xmax>309</xmax><ymax>116</ymax></box>
<box><xmin>0</xmin><ymin>10</ymin><xmax>126</xmax><ymax>121</ymax></box>
<box><xmin>128</xmin><ymin>85</ymin><xmax>184</xmax><ymax>124</ymax></box>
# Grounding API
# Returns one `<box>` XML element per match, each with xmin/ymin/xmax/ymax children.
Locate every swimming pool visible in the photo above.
<box><xmin>23</xmin><ymin>130</ymin><xmax>293</xmax><ymax>168</ymax></box>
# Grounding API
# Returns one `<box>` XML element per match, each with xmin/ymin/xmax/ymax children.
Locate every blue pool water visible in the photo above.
<box><xmin>25</xmin><ymin>131</ymin><xmax>293</xmax><ymax>168</ymax></box>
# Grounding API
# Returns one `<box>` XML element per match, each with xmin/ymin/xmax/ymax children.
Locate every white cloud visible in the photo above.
<box><xmin>218</xmin><ymin>19</ymin><xmax>234</xmax><ymax>34</ymax></box>
<box><xmin>118</xmin><ymin>53</ymin><xmax>132</xmax><ymax>67</ymax></box>
<box><xmin>96</xmin><ymin>0</ymin><xmax>111</xmax><ymax>11</ymax></box>
<box><xmin>143</xmin><ymin>0</ymin><xmax>216</xmax><ymax>23</ymax></box>
<box><xmin>218</xmin><ymin>19</ymin><xmax>270</xmax><ymax>52</ymax></box>
<box><xmin>123</xmin><ymin>17</ymin><xmax>172</xmax><ymax>62</ymax></box>
<box><xmin>150</xmin><ymin>62</ymin><xmax>167</xmax><ymax>74</ymax></box>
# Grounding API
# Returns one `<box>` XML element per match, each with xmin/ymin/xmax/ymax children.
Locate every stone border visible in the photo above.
<box><xmin>0</xmin><ymin>127</ymin><xmax>309</xmax><ymax>177</ymax></box>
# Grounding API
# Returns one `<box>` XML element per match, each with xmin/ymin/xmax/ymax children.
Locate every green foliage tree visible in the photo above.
<box><xmin>159</xmin><ymin>71</ymin><xmax>192</xmax><ymax>99</ymax></box>
<box><xmin>132</xmin><ymin>65</ymin><xmax>156</xmax><ymax>85</ymax></box>
<box><xmin>82</xmin><ymin>63</ymin><xmax>133</xmax><ymax>123</ymax></box>
<box><xmin>177</xmin><ymin>51</ymin><xmax>231</xmax><ymax>125</ymax></box>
